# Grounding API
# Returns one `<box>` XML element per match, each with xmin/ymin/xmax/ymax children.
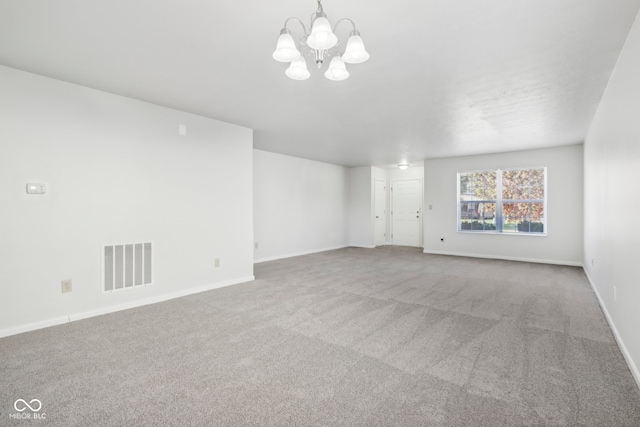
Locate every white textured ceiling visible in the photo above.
<box><xmin>1</xmin><ymin>0</ymin><xmax>639</xmax><ymax>167</ymax></box>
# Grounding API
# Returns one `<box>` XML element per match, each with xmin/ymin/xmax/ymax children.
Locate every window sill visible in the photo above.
<box><xmin>457</xmin><ymin>230</ymin><xmax>547</xmax><ymax>237</ymax></box>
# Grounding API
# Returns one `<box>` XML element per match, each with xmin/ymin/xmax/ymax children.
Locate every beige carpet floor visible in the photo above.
<box><xmin>1</xmin><ymin>246</ymin><xmax>639</xmax><ymax>426</ymax></box>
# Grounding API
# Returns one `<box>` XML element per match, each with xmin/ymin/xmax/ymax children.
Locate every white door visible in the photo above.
<box><xmin>391</xmin><ymin>179</ymin><xmax>422</xmax><ymax>247</ymax></box>
<box><xmin>374</xmin><ymin>179</ymin><xmax>386</xmax><ymax>246</ymax></box>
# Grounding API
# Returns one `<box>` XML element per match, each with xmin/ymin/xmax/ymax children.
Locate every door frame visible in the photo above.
<box><xmin>374</xmin><ymin>178</ymin><xmax>387</xmax><ymax>246</ymax></box>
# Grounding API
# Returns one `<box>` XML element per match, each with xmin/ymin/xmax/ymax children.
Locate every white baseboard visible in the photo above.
<box><xmin>583</xmin><ymin>269</ymin><xmax>640</xmax><ymax>390</ymax></box>
<box><xmin>422</xmin><ymin>249</ymin><xmax>582</xmax><ymax>267</ymax></box>
<box><xmin>349</xmin><ymin>244</ymin><xmax>377</xmax><ymax>249</ymax></box>
<box><xmin>254</xmin><ymin>245</ymin><xmax>349</xmax><ymax>263</ymax></box>
<box><xmin>69</xmin><ymin>275</ymin><xmax>255</xmax><ymax>322</ymax></box>
<box><xmin>0</xmin><ymin>276</ymin><xmax>254</xmax><ymax>339</ymax></box>
<box><xmin>0</xmin><ymin>316</ymin><xmax>70</xmax><ymax>339</ymax></box>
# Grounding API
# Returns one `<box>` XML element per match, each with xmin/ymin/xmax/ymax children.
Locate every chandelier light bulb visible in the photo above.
<box><xmin>285</xmin><ymin>56</ymin><xmax>311</xmax><ymax>80</ymax></box>
<box><xmin>342</xmin><ymin>31</ymin><xmax>370</xmax><ymax>64</ymax></box>
<box><xmin>324</xmin><ymin>53</ymin><xmax>349</xmax><ymax>81</ymax></box>
<box><xmin>273</xmin><ymin>30</ymin><xmax>301</xmax><ymax>62</ymax></box>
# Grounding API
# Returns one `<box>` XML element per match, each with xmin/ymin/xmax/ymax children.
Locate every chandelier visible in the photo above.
<box><xmin>272</xmin><ymin>0</ymin><xmax>370</xmax><ymax>81</ymax></box>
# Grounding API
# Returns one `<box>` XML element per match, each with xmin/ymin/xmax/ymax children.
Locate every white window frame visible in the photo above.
<box><xmin>457</xmin><ymin>167</ymin><xmax>547</xmax><ymax>235</ymax></box>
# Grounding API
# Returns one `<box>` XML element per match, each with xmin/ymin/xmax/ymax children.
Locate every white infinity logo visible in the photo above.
<box><xmin>14</xmin><ymin>399</ymin><xmax>42</xmax><ymax>412</ymax></box>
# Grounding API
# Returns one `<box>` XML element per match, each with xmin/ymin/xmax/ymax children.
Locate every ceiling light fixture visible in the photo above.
<box><xmin>272</xmin><ymin>0</ymin><xmax>370</xmax><ymax>81</ymax></box>
<box><xmin>398</xmin><ymin>164</ymin><xmax>410</xmax><ymax>170</ymax></box>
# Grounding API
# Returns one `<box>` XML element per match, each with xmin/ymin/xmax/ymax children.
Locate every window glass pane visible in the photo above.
<box><xmin>460</xmin><ymin>202</ymin><xmax>496</xmax><ymax>231</ymax></box>
<box><xmin>529</xmin><ymin>169</ymin><xmax>545</xmax><ymax>199</ymax></box>
<box><xmin>460</xmin><ymin>202</ymin><xmax>475</xmax><ymax>220</ymax></box>
<box><xmin>503</xmin><ymin>202</ymin><xmax>544</xmax><ymax>233</ymax></box>
<box><xmin>460</xmin><ymin>171</ymin><xmax>496</xmax><ymax>201</ymax></box>
<box><xmin>479</xmin><ymin>202</ymin><xmax>496</xmax><ymax>221</ymax></box>
<box><xmin>502</xmin><ymin>169</ymin><xmax>544</xmax><ymax>200</ymax></box>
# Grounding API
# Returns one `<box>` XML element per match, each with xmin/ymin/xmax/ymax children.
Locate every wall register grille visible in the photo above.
<box><xmin>103</xmin><ymin>242</ymin><xmax>152</xmax><ymax>292</ymax></box>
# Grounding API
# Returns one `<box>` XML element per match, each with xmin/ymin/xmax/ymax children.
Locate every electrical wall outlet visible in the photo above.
<box><xmin>215</xmin><ymin>258</ymin><xmax>220</xmax><ymax>268</ymax></box>
<box><xmin>61</xmin><ymin>279</ymin><xmax>72</xmax><ymax>293</ymax></box>
<box><xmin>254</xmin><ymin>242</ymin><xmax>259</xmax><ymax>249</ymax></box>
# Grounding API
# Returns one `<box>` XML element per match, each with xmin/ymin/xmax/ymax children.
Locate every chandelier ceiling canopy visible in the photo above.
<box><xmin>272</xmin><ymin>0</ymin><xmax>370</xmax><ymax>81</ymax></box>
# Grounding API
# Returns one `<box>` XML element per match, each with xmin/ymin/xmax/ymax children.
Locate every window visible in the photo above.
<box><xmin>458</xmin><ymin>168</ymin><xmax>546</xmax><ymax>234</ymax></box>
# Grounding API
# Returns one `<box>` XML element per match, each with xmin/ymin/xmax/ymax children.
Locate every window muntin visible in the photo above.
<box><xmin>458</xmin><ymin>168</ymin><xmax>546</xmax><ymax>234</ymax></box>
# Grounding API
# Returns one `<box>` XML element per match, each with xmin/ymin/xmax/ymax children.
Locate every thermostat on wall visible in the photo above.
<box><xmin>26</xmin><ymin>183</ymin><xmax>46</xmax><ymax>194</ymax></box>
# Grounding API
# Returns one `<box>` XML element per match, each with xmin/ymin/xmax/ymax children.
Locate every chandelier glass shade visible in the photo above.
<box><xmin>272</xmin><ymin>0</ymin><xmax>369</xmax><ymax>81</ymax></box>
<box><xmin>272</xmin><ymin>30</ymin><xmax>301</xmax><ymax>63</ymax></box>
<box><xmin>286</xmin><ymin>57</ymin><xmax>311</xmax><ymax>80</ymax></box>
<box><xmin>307</xmin><ymin>16</ymin><xmax>337</xmax><ymax>51</ymax></box>
<box><xmin>324</xmin><ymin>53</ymin><xmax>349</xmax><ymax>81</ymax></box>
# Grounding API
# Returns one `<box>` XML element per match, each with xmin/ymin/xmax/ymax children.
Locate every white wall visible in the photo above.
<box><xmin>583</xmin><ymin>10</ymin><xmax>640</xmax><ymax>386</ymax></box>
<box><xmin>253</xmin><ymin>150</ymin><xmax>349</xmax><ymax>262</ymax></box>
<box><xmin>423</xmin><ymin>145</ymin><xmax>583</xmax><ymax>265</ymax></box>
<box><xmin>349</xmin><ymin>167</ymin><xmax>374</xmax><ymax>248</ymax></box>
<box><xmin>0</xmin><ymin>66</ymin><xmax>254</xmax><ymax>336</ymax></box>
<box><xmin>387</xmin><ymin>165</ymin><xmax>424</xmax><ymax>182</ymax></box>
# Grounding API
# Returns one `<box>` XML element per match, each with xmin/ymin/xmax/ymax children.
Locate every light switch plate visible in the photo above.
<box><xmin>26</xmin><ymin>183</ymin><xmax>46</xmax><ymax>194</ymax></box>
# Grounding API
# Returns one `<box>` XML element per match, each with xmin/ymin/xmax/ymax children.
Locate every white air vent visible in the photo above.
<box><xmin>103</xmin><ymin>242</ymin><xmax>152</xmax><ymax>292</ymax></box>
